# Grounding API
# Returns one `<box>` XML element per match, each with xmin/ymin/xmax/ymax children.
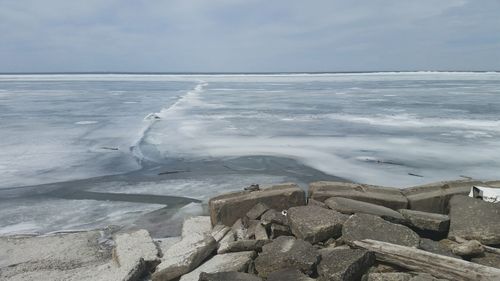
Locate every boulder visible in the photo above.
<box><xmin>267</xmin><ymin>269</ymin><xmax>315</xmax><ymax>281</ymax></box>
<box><xmin>325</xmin><ymin>197</ymin><xmax>405</xmax><ymax>223</ymax></box>
<box><xmin>217</xmin><ymin>230</ymin><xmax>236</xmax><ymax>254</ymax></box>
<box><xmin>232</xmin><ymin>219</ymin><xmax>249</xmax><ymax>240</ymax></box>
<box><xmin>152</xmin><ymin>236</ymin><xmax>217</xmax><ymax>281</ymax></box>
<box><xmin>217</xmin><ymin>240</ymin><xmax>271</xmax><ymax>254</ymax></box>
<box><xmin>448</xmin><ymin>195</ymin><xmax>500</xmax><ymax>245</ymax></box>
<box><xmin>179</xmin><ymin>251</ymin><xmax>256</xmax><ymax>281</ymax></box>
<box><xmin>418</xmin><ymin>239</ymin><xmax>459</xmax><ymax>258</ymax></box>
<box><xmin>399</xmin><ymin>209</ymin><xmax>449</xmax><ymax>233</ymax></box>
<box><xmin>199</xmin><ymin>271</ymin><xmax>263</xmax><ymax>281</ymax></box>
<box><xmin>209</xmin><ymin>183</ymin><xmax>306</xmax><ymax>226</ymax></box>
<box><xmin>254</xmin><ymin>223</ymin><xmax>268</xmax><ymax>240</ymax></box>
<box><xmin>317</xmin><ymin>248</ymin><xmax>375</xmax><ymax>281</ymax></box>
<box><xmin>246</xmin><ymin>203</ymin><xmax>270</xmax><ymax>220</ymax></box>
<box><xmin>450</xmin><ymin>240</ymin><xmax>484</xmax><ymax>257</ymax></box>
<box><xmin>261</xmin><ymin>209</ymin><xmax>288</xmax><ymax>227</ymax></box>
<box><xmin>402</xmin><ymin>180</ymin><xmax>483</xmax><ymax>213</ymax></box>
<box><xmin>342</xmin><ymin>214</ymin><xmax>420</xmax><ymax>247</ymax></box>
<box><xmin>270</xmin><ymin>223</ymin><xmax>292</xmax><ymax>239</ymax></box>
<box><xmin>288</xmin><ymin>205</ymin><xmax>348</xmax><ymax>244</ymax></box>
<box><xmin>254</xmin><ymin>236</ymin><xmax>319</xmax><ymax>278</ymax></box>
<box><xmin>309</xmin><ymin>181</ymin><xmax>407</xmax><ymax>209</ymax></box>
<box><xmin>471</xmin><ymin>252</ymin><xmax>500</xmax><ymax>269</ymax></box>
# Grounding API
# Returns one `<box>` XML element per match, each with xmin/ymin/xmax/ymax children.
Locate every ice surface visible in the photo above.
<box><xmin>1</xmin><ymin>72</ymin><xmax>500</xmax><ymax>235</ymax></box>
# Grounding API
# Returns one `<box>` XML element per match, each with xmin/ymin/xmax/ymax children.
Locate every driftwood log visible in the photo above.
<box><xmin>353</xmin><ymin>239</ymin><xmax>500</xmax><ymax>281</ymax></box>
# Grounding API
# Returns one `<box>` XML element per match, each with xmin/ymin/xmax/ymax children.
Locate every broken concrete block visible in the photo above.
<box><xmin>209</xmin><ymin>183</ymin><xmax>306</xmax><ymax>226</ymax></box>
<box><xmin>448</xmin><ymin>195</ymin><xmax>500</xmax><ymax>245</ymax></box>
<box><xmin>325</xmin><ymin>197</ymin><xmax>405</xmax><ymax>223</ymax></box>
<box><xmin>399</xmin><ymin>209</ymin><xmax>450</xmax><ymax>233</ymax></box>
<box><xmin>254</xmin><ymin>236</ymin><xmax>319</xmax><ymax>278</ymax></box>
<box><xmin>181</xmin><ymin>216</ymin><xmax>212</xmax><ymax>240</ymax></box>
<box><xmin>288</xmin><ymin>205</ymin><xmax>348</xmax><ymax>244</ymax></box>
<box><xmin>152</xmin><ymin>236</ymin><xmax>216</xmax><ymax>281</ymax></box>
<box><xmin>309</xmin><ymin>181</ymin><xmax>407</xmax><ymax>209</ymax></box>
<box><xmin>179</xmin><ymin>251</ymin><xmax>256</xmax><ymax>281</ymax></box>
<box><xmin>403</xmin><ymin>180</ymin><xmax>483</xmax><ymax>213</ymax></box>
<box><xmin>342</xmin><ymin>214</ymin><xmax>420</xmax><ymax>247</ymax></box>
<box><xmin>317</xmin><ymin>248</ymin><xmax>374</xmax><ymax>281</ymax></box>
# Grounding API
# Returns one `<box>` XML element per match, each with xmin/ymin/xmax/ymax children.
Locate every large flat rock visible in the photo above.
<box><xmin>209</xmin><ymin>183</ymin><xmax>306</xmax><ymax>226</ymax></box>
<box><xmin>317</xmin><ymin>248</ymin><xmax>374</xmax><ymax>281</ymax></box>
<box><xmin>179</xmin><ymin>251</ymin><xmax>256</xmax><ymax>281</ymax></box>
<box><xmin>288</xmin><ymin>205</ymin><xmax>348</xmax><ymax>244</ymax></box>
<box><xmin>0</xmin><ymin>229</ymin><xmax>160</xmax><ymax>281</ymax></box>
<box><xmin>399</xmin><ymin>209</ymin><xmax>449</xmax><ymax>233</ymax></box>
<box><xmin>448</xmin><ymin>195</ymin><xmax>500</xmax><ymax>245</ymax></box>
<box><xmin>402</xmin><ymin>180</ymin><xmax>483</xmax><ymax>213</ymax></box>
<box><xmin>325</xmin><ymin>197</ymin><xmax>405</xmax><ymax>223</ymax></box>
<box><xmin>309</xmin><ymin>181</ymin><xmax>407</xmax><ymax>209</ymax></box>
<box><xmin>342</xmin><ymin>213</ymin><xmax>420</xmax><ymax>247</ymax></box>
<box><xmin>254</xmin><ymin>236</ymin><xmax>319</xmax><ymax>278</ymax></box>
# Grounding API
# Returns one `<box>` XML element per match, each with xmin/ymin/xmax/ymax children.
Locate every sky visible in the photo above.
<box><xmin>0</xmin><ymin>0</ymin><xmax>499</xmax><ymax>72</ymax></box>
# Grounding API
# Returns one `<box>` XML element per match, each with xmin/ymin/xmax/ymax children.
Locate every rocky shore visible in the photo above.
<box><xmin>2</xmin><ymin>180</ymin><xmax>500</xmax><ymax>281</ymax></box>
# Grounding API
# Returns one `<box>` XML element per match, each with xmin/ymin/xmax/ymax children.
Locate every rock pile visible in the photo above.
<box><xmin>2</xmin><ymin>180</ymin><xmax>500</xmax><ymax>281</ymax></box>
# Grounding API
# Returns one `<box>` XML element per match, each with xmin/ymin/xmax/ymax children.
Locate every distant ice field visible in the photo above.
<box><xmin>1</xmin><ymin>72</ymin><xmax>499</xmax><ymax>235</ymax></box>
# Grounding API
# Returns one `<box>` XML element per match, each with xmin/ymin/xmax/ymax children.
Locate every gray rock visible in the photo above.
<box><xmin>471</xmin><ymin>252</ymin><xmax>500</xmax><ymax>269</ymax></box>
<box><xmin>418</xmin><ymin>239</ymin><xmax>459</xmax><ymax>258</ymax></box>
<box><xmin>309</xmin><ymin>181</ymin><xmax>407</xmax><ymax>209</ymax></box>
<box><xmin>270</xmin><ymin>223</ymin><xmax>291</xmax><ymax>239</ymax></box>
<box><xmin>199</xmin><ymin>271</ymin><xmax>263</xmax><ymax>281</ymax></box>
<box><xmin>288</xmin><ymin>205</ymin><xmax>348</xmax><ymax>244</ymax></box>
<box><xmin>232</xmin><ymin>218</ymin><xmax>248</xmax><ymax>240</ymax></box>
<box><xmin>403</xmin><ymin>180</ymin><xmax>483</xmax><ymax>213</ymax></box>
<box><xmin>450</xmin><ymin>240</ymin><xmax>484</xmax><ymax>257</ymax></box>
<box><xmin>267</xmin><ymin>269</ymin><xmax>315</xmax><ymax>281</ymax></box>
<box><xmin>217</xmin><ymin>230</ymin><xmax>236</xmax><ymax>254</ymax></box>
<box><xmin>317</xmin><ymin>248</ymin><xmax>375</xmax><ymax>281</ymax></box>
<box><xmin>342</xmin><ymin>214</ymin><xmax>420</xmax><ymax>247</ymax></box>
<box><xmin>217</xmin><ymin>239</ymin><xmax>271</xmax><ymax>254</ymax></box>
<box><xmin>261</xmin><ymin>209</ymin><xmax>288</xmax><ymax>227</ymax></box>
<box><xmin>254</xmin><ymin>236</ymin><xmax>319</xmax><ymax>278</ymax></box>
<box><xmin>325</xmin><ymin>197</ymin><xmax>405</xmax><ymax>223</ymax></box>
<box><xmin>254</xmin><ymin>223</ymin><xmax>268</xmax><ymax>240</ymax></box>
<box><xmin>152</xmin><ymin>236</ymin><xmax>217</xmax><ymax>281</ymax></box>
<box><xmin>448</xmin><ymin>195</ymin><xmax>500</xmax><ymax>245</ymax></box>
<box><xmin>209</xmin><ymin>183</ymin><xmax>306</xmax><ymax>226</ymax></box>
<box><xmin>308</xmin><ymin>198</ymin><xmax>328</xmax><ymax>208</ymax></box>
<box><xmin>399</xmin><ymin>209</ymin><xmax>449</xmax><ymax>233</ymax></box>
<box><xmin>179</xmin><ymin>251</ymin><xmax>256</xmax><ymax>281</ymax></box>
<box><xmin>246</xmin><ymin>203</ymin><xmax>271</xmax><ymax>220</ymax></box>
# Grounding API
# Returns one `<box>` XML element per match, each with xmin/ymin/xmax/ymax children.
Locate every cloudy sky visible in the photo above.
<box><xmin>1</xmin><ymin>0</ymin><xmax>499</xmax><ymax>72</ymax></box>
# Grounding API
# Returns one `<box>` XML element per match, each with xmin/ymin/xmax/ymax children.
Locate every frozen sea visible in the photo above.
<box><xmin>1</xmin><ymin>72</ymin><xmax>500</xmax><ymax>236</ymax></box>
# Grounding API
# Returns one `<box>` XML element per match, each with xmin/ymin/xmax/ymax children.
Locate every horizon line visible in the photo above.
<box><xmin>0</xmin><ymin>70</ymin><xmax>499</xmax><ymax>75</ymax></box>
